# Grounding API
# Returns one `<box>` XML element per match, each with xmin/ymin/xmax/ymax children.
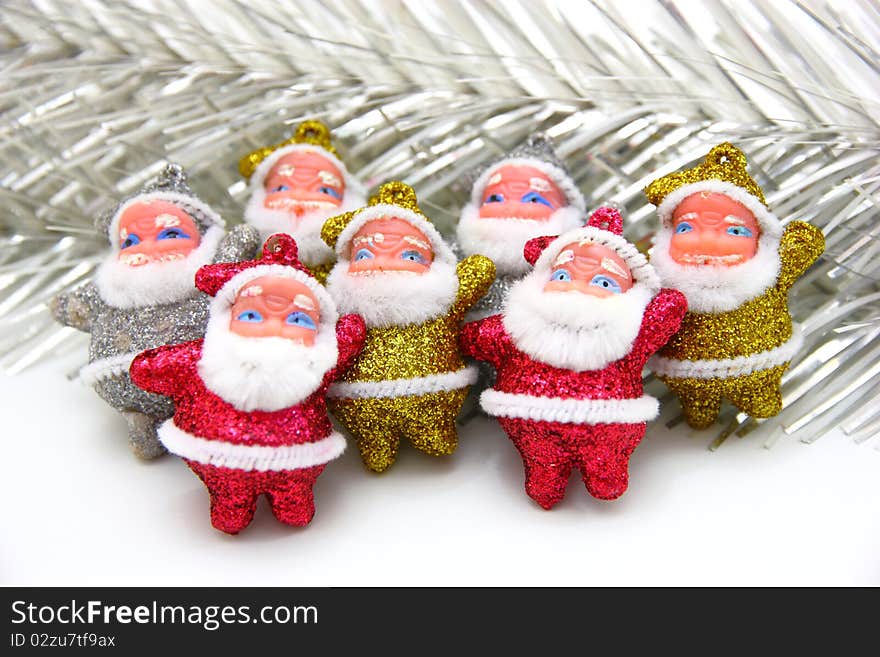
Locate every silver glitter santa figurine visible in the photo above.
<box><xmin>455</xmin><ymin>133</ymin><xmax>586</xmax><ymax>318</ymax></box>
<box><xmin>51</xmin><ymin>164</ymin><xmax>260</xmax><ymax>459</ymax></box>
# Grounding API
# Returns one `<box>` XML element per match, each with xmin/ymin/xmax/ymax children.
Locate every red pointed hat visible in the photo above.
<box><xmin>522</xmin><ymin>207</ymin><xmax>660</xmax><ymax>290</ymax></box>
<box><xmin>196</xmin><ymin>233</ymin><xmax>338</xmax><ymax>322</ymax></box>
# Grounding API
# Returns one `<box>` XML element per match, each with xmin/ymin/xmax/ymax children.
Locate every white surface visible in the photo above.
<box><xmin>2</xmin><ymin>352</ymin><xmax>878</xmax><ymax>586</ymax></box>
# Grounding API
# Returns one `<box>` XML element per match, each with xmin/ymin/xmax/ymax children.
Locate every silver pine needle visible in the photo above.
<box><xmin>1</xmin><ymin>0</ymin><xmax>878</xmax><ymax>448</ymax></box>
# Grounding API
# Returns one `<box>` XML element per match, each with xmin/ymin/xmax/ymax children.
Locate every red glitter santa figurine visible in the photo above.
<box><xmin>130</xmin><ymin>234</ymin><xmax>366</xmax><ymax>534</ymax></box>
<box><xmin>460</xmin><ymin>208</ymin><xmax>687</xmax><ymax>509</ymax></box>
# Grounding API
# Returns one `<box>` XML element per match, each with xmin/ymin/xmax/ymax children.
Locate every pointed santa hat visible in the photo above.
<box><xmin>239</xmin><ymin>119</ymin><xmax>366</xmax><ymax>203</ymax></box>
<box><xmin>321</xmin><ymin>181</ymin><xmax>456</xmax><ymax>265</ymax></box>
<box><xmin>96</xmin><ymin>163</ymin><xmax>226</xmax><ymax>249</ymax></box>
<box><xmin>466</xmin><ymin>133</ymin><xmax>586</xmax><ymax>212</ymax></box>
<box><xmin>645</xmin><ymin>142</ymin><xmax>782</xmax><ymax>240</ymax></box>
<box><xmin>196</xmin><ymin>233</ymin><xmax>339</xmax><ymax>328</ymax></box>
<box><xmin>523</xmin><ymin>207</ymin><xmax>661</xmax><ymax>292</ymax></box>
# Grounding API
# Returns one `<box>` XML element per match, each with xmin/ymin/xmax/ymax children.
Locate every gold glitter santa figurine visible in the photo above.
<box><xmin>645</xmin><ymin>143</ymin><xmax>825</xmax><ymax>428</ymax></box>
<box><xmin>239</xmin><ymin>119</ymin><xmax>367</xmax><ymax>283</ymax></box>
<box><xmin>321</xmin><ymin>181</ymin><xmax>495</xmax><ymax>471</ymax></box>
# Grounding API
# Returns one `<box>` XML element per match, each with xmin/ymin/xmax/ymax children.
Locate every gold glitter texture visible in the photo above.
<box><xmin>660</xmin><ymin>366</ymin><xmax>787</xmax><ymax>429</ymax></box>
<box><xmin>238</xmin><ymin>119</ymin><xmax>339</xmax><ymax>180</ymax></box>
<box><xmin>655</xmin><ymin>220</ymin><xmax>824</xmax><ymax>427</ymax></box>
<box><xmin>644</xmin><ymin>142</ymin><xmax>766</xmax><ymax>209</ymax></box>
<box><xmin>330</xmin><ymin>255</ymin><xmax>494</xmax><ymax>469</ymax></box>
<box><xmin>321</xmin><ymin>181</ymin><xmax>427</xmax><ymax>250</ymax></box>
<box><xmin>321</xmin><ymin>181</ymin><xmax>495</xmax><ymax>470</ymax></box>
<box><xmin>330</xmin><ymin>390</ymin><xmax>468</xmax><ymax>472</ymax></box>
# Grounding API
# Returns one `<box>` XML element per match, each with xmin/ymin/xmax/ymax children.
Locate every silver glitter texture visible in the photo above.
<box><xmin>52</xmin><ymin>167</ymin><xmax>260</xmax><ymax>456</ymax></box>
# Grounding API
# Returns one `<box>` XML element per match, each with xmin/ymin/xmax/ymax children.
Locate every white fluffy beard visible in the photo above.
<box><xmin>456</xmin><ymin>203</ymin><xmax>584</xmax><ymax>276</ymax></box>
<box><xmin>502</xmin><ymin>273</ymin><xmax>654</xmax><ymax>372</ymax></box>
<box><xmin>325</xmin><ymin>258</ymin><xmax>458</xmax><ymax>328</ymax></box>
<box><xmin>94</xmin><ymin>225</ymin><xmax>223</xmax><ymax>309</ymax></box>
<box><xmin>244</xmin><ymin>186</ymin><xmax>365</xmax><ymax>265</ymax></box>
<box><xmin>650</xmin><ymin>228</ymin><xmax>781</xmax><ymax>313</ymax></box>
<box><xmin>197</xmin><ymin>310</ymin><xmax>339</xmax><ymax>412</ymax></box>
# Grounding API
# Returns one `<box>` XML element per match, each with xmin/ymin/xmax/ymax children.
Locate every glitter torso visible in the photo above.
<box><xmin>328</xmin><ymin>254</ymin><xmax>495</xmax><ymax>472</ymax></box>
<box><xmin>650</xmin><ymin>221</ymin><xmax>825</xmax><ymax>427</ymax></box>
<box><xmin>460</xmin><ymin>289</ymin><xmax>687</xmax><ymax>508</ymax></box>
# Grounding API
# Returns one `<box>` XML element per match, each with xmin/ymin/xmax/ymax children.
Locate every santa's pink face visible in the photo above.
<box><xmin>543</xmin><ymin>241</ymin><xmax>634</xmax><ymax>297</ymax></box>
<box><xmin>229</xmin><ymin>276</ymin><xmax>320</xmax><ymax>345</ymax></box>
<box><xmin>670</xmin><ymin>192</ymin><xmax>760</xmax><ymax>266</ymax></box>
<box><xmin>347</xmin><ymin>217</ymin><xmax>434</xmax><ymax>275</ymax></box>
<box><xmin>263</xmin><ymin>150</ymin><xmax>345</xmax><ymax>219</ymax></box>
<box><xmin>478</xmin><ymin>165</ymin><xmax>566</xmax><ymax>221</ymax></box>
<box><xmin>117</xmin><ymin>201</ymin><xmax>201</xmax><ymax>266</ymax></box>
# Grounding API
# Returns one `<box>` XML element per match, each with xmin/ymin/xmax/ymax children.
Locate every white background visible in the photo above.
<box><xmin>2</xmin><ymin>350</ymin><xmax>878</xmax><ymax>586</ymax></box>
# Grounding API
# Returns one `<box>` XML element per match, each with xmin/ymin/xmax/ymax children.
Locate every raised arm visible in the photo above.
<box><xmin>325</xmin><ymin>314</ymin><xmax>367</xmax><ymax>384</ymax></box>
<box><xmin>451</xmin><ymin>255</ymin><xmax>496</xmax><ymax>318</ymax></box>
<box><xmin>633</xmin><ymin>288</ymin><xmax>688</xmax><ymax>361</ymax></box>
<box><xmin>213</xmin><ymin>223</ymin><xmax>261</xmax><ymax>263</ymax></box>
<box><xmin>50</xmin><ymin>282</ymin><xmax>105</xmax><ymax>333</ymax></box>
<box><xmin>129</xmin><ymin>340</ymin><xmax>201</xmax><ymax>399</ymax></box>
<box><xmin>777</xmin><ymin>221</ymin><xmax>825</xmax><ymax>292</ymax></box>
<box><xmin>459</xmin><ymin>314</ymin><xmax>510</xmax><ymax>368</ymax></box>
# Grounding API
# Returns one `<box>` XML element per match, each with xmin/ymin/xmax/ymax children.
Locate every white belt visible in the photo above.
<box><xmin>480</xmin><ymin>389</ymin><xmax>659</xmax><ymax>425</ymax></box>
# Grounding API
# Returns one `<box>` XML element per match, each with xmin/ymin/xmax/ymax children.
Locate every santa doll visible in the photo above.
<box><xmin>239</xmin><ymin>119</ymin><xmax>367</xmax><ymax>282</ymax></box>
<box><xmin>51</xmin><ymin>164</ymin><xmax>260</xmax><ymax>459</ymax></box>
<box><xmin>321</xmin><ymin>181</ymin><xmax>495</xmax><ymax>472</ymax></box>
<box><xmin>456</xmin><ymin>133</ymin><xmax>586</xmax><ymax>318</ymax></box>
<box><xmin>644</xmin><ymin>143</ymin><xmax>825</xmax><ymax>428</ymax></box>
<box><xmin>460</xmin><ymin>208</ymin><xmax>687</xmax><ymax>509</ymax></box>
<box><xmin>129</xmin><ymin>234</ymin><xmax>367</xmax><ymax>534</ymax></box>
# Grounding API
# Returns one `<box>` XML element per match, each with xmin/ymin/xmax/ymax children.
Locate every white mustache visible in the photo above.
<box><xmin>679</xmin><ymin>253</ymin><xmax>744</xmax><ymax>265</ymax></box>
<box><xmin>265</xmin><ymin>198</ymin><xmax>337</xmax><ymax>211</ymax></box>
<box><xmin>118</xmin><ymin>252</ymin><xmax>186</xmax><ymax>267</ymax></box>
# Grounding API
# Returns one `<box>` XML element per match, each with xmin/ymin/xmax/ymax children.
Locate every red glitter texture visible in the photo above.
<box><xmin>460</xmin><ymin>289</ymin><xmax>687</xmax><ymax>509</ymax></box>
<box><xmin>130</xmin><ymin>313</ymin><xmax>366</xmax><ymax>534</ymax></box>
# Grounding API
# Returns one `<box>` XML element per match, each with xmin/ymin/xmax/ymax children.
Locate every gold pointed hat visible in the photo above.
<box><xmin>321</xmin><ymin>181</ymin><xmax>454</xmax><ymax>263</ymax></box>
<box><xmin>239</xmin><ymin>119</ymin><xmax>340</xmax><ymax>180</ymax></box>
<box><xmin>645</xmin><ymin>142</ymin><xmax>781</xmax><ymax>237</ymax></box>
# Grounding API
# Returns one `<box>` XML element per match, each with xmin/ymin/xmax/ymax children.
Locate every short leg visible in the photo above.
<box><xmin>501</xmin><ymin>418</ymin><xmax>572</xmax><ymax>510</ymax></box>
<box><xmin>662</xmin><ymin>376</ymin><xmax>723</xmax><ymax>429</ymax></box>
<box><xmin>724</xmin><ymin>366</ymin><xmax>786</xmax><ymax>419</ymax></box>
<box><xmin>188</xmin><ymin>462</ymin><xmax>258</xmax><ymax>535</ymax></box>
<box><xmin>122</xmin><ymin>411</ymin><xmax>167</xmax><ymax>459</ymax></box>
<box><xmin>266</xmin><ymin>467</ymin><xmax>325</xmax><ymax>527</ymax></box>
<box><xmin>403</xmin><ymin>390</ymin><xmax>467</xmax><ymax>457</ymax></box>
<box><xmin>576</xmin><ymin>424</ymin><xmax>645</xmax><ymax>501</ymax></box>
<box><xmin>331</xmin><ymin>398</ymin><xmax>401</xmax><ymax>473</ymax></box>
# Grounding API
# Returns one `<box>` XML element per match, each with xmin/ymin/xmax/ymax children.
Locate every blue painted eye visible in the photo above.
<box><xmin>285</xmin><ymin>312</ymin><xmax>317</xmax><ymax>330</ymax></box>
<box><xmin>400</xmin><ymin>250</ymin><xmax>426</xmax><ymax>264</ymax></box>
<box><xmin>484</xmin><ymin>193</ymin><xmax>504</xmax><ymax>203</ymax></box>
<box><xmin>319</xmin><ymin>186</ymin><xmax>342</xmax><ymax>199</ymax></box>
<box><xmin>726</xmin><ymin>225</ymin><xmax>753</xmax><ymax>237</ymax></box>
<box><xmin>590</xmin><ymin>275</ymin><xmax>622</xmax><ymax>294</ymax></box>
<box><xmin>271</xmin><ymin>185</ymin><xmax>290</xmax><ymax>193</ymax></box>
<box><xmin>236</xmin><ymin>310</ymin><xmax>263</xmax><ymax>323</ymax></box>
<box><xmin>550</xmin><ymin>268</ymin><xmax>571</xmax><ymax>282</ymax></box>
<box><xmin>157</xmin><ymin>227</ymin><xmax>191</xmax><ymax>240</ymax></box>
<box><xmin>521</xmin><ymin>191</ymin><xmax>553</xmax><ymax>208</ymax></box>
<box><xmin>121</xmin><ymin>234</ymin><xmax>141</xmax><ymax>249</ymax></box>
<box><xmin>355</xmin><ymin>248</ymin><xmax>374</xmax><ymax>261</ymax></box>
<box><xmin>675</xmin><ymin>222</ymin><xmax>693</xmax><ymax>234</ymax></box>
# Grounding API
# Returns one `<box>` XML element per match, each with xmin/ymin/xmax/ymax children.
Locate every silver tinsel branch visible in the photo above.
<box><xmin>1</xmin><ymin>0</ymin><xmax>878</xmax><ymax>447</ymax></box>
